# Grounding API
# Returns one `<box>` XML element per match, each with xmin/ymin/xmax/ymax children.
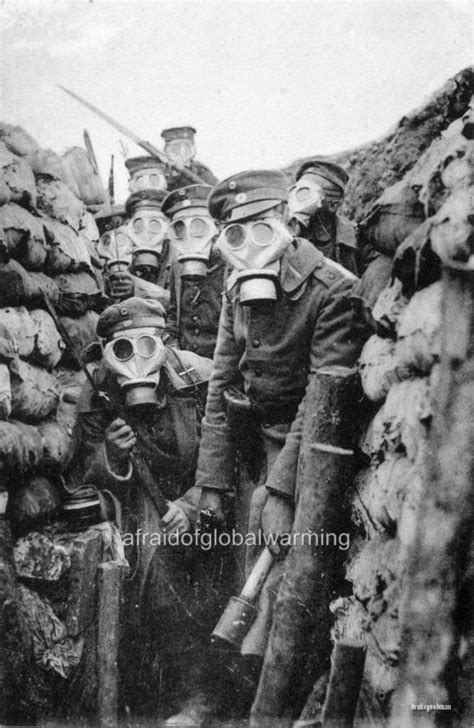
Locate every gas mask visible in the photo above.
<box><xmin>128</xmin><ymin>168</ymin><xmax>168</xmax><ymax>194</ymax></box>
<box><xmin>127</xmin><ymin>206</ymin><xmax>169</xmax><ymax>253</ymax></box>
<box><xmin>168</xmin><ymin>206</ymin><xmax>217</xmax><ymax>279</ymax></box>
<box><xmin>97</xmin><ymin>226</ymin><xmax>135</xmax><ymax>268</ymax></box>
<box><xmin>217</xmin><ymin>217</ymin><xmax>292</xmax><ymax>304</ymax></box>
<box><xmin>288</xmin><ymin>175</ymin><xmax>343</xmax><ymax>228</ymax></box>
<box><xmin>165</xmin><ymin>139</ymin><xmax>196</xmax><ymax>167</ymax></box>
<box><xmin>103</xmin><ymin>327</ymin><xmax>168</xmax><ymax>408</ymax></box>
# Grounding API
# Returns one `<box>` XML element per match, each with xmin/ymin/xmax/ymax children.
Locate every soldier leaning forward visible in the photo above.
<box><xmin>195</xmin><ymin>170</ymin><xmax>364</xmax><ymax>681</ymax></box>
<box><xmin>162</xmin><ymin>184</ymin><xmax>226</xmax><ymax>359</ymax></box>
<box><xmin>288</xmin><ymin>158</ymin><xmax>361</xmax><ymax>276</ymax></box>
<box><xmin>69</xmin><ymin>297</ymin><xmax>222</xmax><ymax>721</ymax></box>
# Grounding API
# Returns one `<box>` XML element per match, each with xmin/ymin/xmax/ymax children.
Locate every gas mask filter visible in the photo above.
<box><xmin>217</xmin><ymin>218</ymin><xmax>292</xmax><ymax>305</ymax></box>
<box><xmin>127</xmin><ymin>207</ymin><xmax>169</xmax><ymax>254</ymax></box>
<box><xmin>103</xmin><ymin>328</ymin><xmax>168</xmax><ymax>409</ymax></box>
<box><xmin>169</xmin><ymin>207</ymin><xmax>217</xmax><ymax>279</ymax></box>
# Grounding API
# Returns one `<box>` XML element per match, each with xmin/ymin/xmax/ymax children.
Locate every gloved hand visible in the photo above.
<box><xmin>105</xmin><ymin>418</ymin><xmax>136</xmax><ymax>474</ymax></box>
<box><xmin>161</xmin><ymin>502</ymin><xmax>190</xmax><ymax>536</ymax></box>
<box><xmin>261</xmin><ymin>492</ymin><xmax>294</xmax><ymax>559</ymax></box>
<box><xmin>198</xmin><ymin>487</ymin><xmax>226</xmax><ymax>527</ymax></box>
<box><xmin>107</xmin><ymin>270</ymin><xmax>134</xmax><ymax>300</ymax></box>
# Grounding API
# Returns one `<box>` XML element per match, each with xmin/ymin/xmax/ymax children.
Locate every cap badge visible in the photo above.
<box><xmin>235</xmin><ymin>192</ymin><xmax>247</xmax><ymax>203</ymax></box>
<box><xmin>229</xmin><ymin>181</ymin><xmax>237</xmax><ymax>190</ymax></box>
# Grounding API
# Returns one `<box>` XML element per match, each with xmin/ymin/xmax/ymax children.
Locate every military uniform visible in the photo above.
<box><xmin>166</xmin><ymin>248</ymin><xmax>225</xmax><ymax>358</ymax></box>
<box><xmin>70</xmin><ymin>299</ymin><xmax>215</xmax><ymax>716</ymax></box>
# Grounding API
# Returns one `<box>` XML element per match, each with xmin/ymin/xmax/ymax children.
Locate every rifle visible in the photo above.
<box><xmin>41</xmin><ymin>289</ymin><xmax>169</xmax><ymax>518</ymax></box>
<box><xmin>58</xmin><ymin>86</ymin><xmax>206</xmax><ymax>186</ymax></box>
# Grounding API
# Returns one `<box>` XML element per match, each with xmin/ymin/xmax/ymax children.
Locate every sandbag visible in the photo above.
<box><xmin>350</xmin><ymin>254</ymin><xmax>393</xmax><ymax>335</ymax></box>
<box><xmin>407</xmin><ymin>121</ymin><xmax>473</xmax><ymax>215</ymax></box>
<box><xmin>43</xmin><ymin>217</ymin><xmax>92</xmax><ymax>274</ymax></box>
<box><xmin>10</xmin><ymin>359</ymin><xmax>60</xmax><ymax>422</ymax></box>
<box><xmin>395</xmin><ymin>282</ymin><xmax>442</xmax><ymax>374</ymax></box>
<box><xmin>2</xmin><ymin>153</ymin><xmax>37</xmax><ymax>207</ymax></box>
<box><xmin>56</xmin><ymin>389</ymin><xmax>80</xmax><ymax>439</ymax></box>
<box><xmin>359</xmin><ymin>406</ymin><xmax>386</xmax><ymax>464</ymax></box>
<box><xmin>430</xmin><ymin>187</ymin><xmax>474</xmax><ymax>265</ymax></box>
<box><xmin>346</xmin><ymin>535</ymin><xmax>401</xmax><ymax>603</ymax></box>
<box><xmin>0</xmin><ymin>419</ymin><xmax>43</xmax><ymax>473</ymax></box>
<box><xmin>392</xmin><ymin>219</ymin><xmax>442</xmax><ymax>297</ymax></box>
<box><xmin>38</xmin><ymin>418</ymin><xmax>72</xmax><ymax>471</ymax></box>
<box><xmin>359</xmin><ymin>179</ymin><xmax>425</xmax><ymax>256</ymax></box>
<box><xmin>359</xmin><ymin>335</ymin><xmax>410</xmax><ymax>402</ymax></box>
<box><xmin>381</xmin><ymin>378</ymin><xmax>432</xmax><ymax>461</ymax></box>
<box><xmin>353</xmin><ymin>457</ymin><xmax>414</xmax><ymax>534</ymax></box>
<box><xmin>62</xmin><ymin>147</ymin><xmax>106</xmax><ymax>208</ymax></box>
<box><xmin>0</xmin><ymin>203</ymin><xmax>48</xmax><ymax>270</ymax></box>
<box><xmin>0</xmin><ymin>363</ymin><xmax>11</xmax><ymax>419</ymax></box>
<box><xmin>0</xmin><ymin>158</ymin><xmax>11</xmax><ymax>205</ymax></box>
<box><xmin>36</xmin><ymin>176</ymin><xmax>85</xmax><ymax>231</ymax></box>
<box><xmin>54</xmin><ymin>270</ymin><xmax>100</xmax><ymax>295</ymax></box>
<box><xmin>0</xmin><ymin>305</ymin><xmax>36</xmax><ymax>357</ymax></box>
<box><xmin>54</xmin><ymin>270</ymin><xmax>107</xmax><ymax>317</ymax></box>
<box><xmin>29</xmin><ymin>309</ymin><xmax>65</xmax><ymax>369</ymax></box>
<box><xmin>0</xmin><ymin>259</ymin><xmax>60</xmax><ymax>307</ymax></box>
<box><xmin>371</xmin><ymin>279</ymin><xmax>409</xmax><ymax>339</ymax></box>
<box><xmin>58</xmin><ymin>311</ymin><xmax>100</xmax><ymax>368</ymax></box>
<box><xmin>0</xmin><ymin>123</ymin><xmax>40</xmax><ymax>160</ymax></box>
<box><xmin>9</xmin><ymin>476</ymin><xmax>60</xmax><ymax>531</ymax></box>
<box><xmin>30</xmin><ymin>148</ymin><xmax>66</xmax><ymax>180</ymax></box>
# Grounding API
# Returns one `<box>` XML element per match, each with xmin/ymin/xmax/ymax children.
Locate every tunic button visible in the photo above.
<box><xmin>192</xmin><ymin>315</ymin><xmax>199</xmax><ymax>322</ymax></box>
<box><xmin>326</xmin><ymin>271</ymin><xmax>336</xmax><ymax>280</ymax></box>
<box><xmin>255</xmin><ymin>367</ymin><xmax>263</xmax><ymax>377</ymax></box>
<box><xmin>194</xmin><ymin>328</ymin><xmax>200</xmax><ymax>335</ymax></box>
<box><xmin>252</xmin><ymin>339</ymin><xmax>261</xmax><ymax>348</ymax></box>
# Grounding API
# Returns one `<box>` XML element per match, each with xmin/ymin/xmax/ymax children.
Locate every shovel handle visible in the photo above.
<box><xmin>240</xmin><ymin>547</ymin><xmax>274</xmax><ymax>602</ymax></box>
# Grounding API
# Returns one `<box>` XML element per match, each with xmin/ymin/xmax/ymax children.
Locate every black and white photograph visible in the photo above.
<box><xmin>0</xmin><ymin>1</ymin><xmax>472</xmax><ymax>726</ymax></box>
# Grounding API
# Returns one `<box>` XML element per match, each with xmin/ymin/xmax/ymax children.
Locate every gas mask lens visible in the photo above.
<box><xmin>295</xmin><ymin>186</ymin><xmax>312</xmax><ymax>201</ymax></box>
<box><xmin>171</xmin><ymin>220</ymin><xmax>186</xmax><ymax>240</ymax></box>
<box><xmin>170</xmin><ymin>217</ymin><xmax>212</xmax><ymax>242</ymax></box>
<box><xmin>189</xmin><ymin>218</ymin><xmax>209</xmax><ymax>237</ymax></box>
<box><xmin>223</xmin><ymin>222</ymin><xmax>275</xmax><ymax>249</ymax></box>
<box><xmin>111</xmin><ymin>335</ymin><xmax>160</xmax><ymax>362</ymax></box>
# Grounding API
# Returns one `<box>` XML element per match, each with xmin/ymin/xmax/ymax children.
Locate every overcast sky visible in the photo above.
<box><xmin>1</xmin><ymin>0</ymin><xmax>472</xmax><ymax>203</ymax></box>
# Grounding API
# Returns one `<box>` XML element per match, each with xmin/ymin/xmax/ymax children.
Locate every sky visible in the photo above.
<box><xmin>0</xmin><ymin>0</ymin><xmax>472</xmax><ymax>203</ymax></box>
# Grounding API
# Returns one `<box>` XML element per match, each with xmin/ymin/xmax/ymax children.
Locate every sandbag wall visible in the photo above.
<box><xmin>330</xmin><ymin>98</ymin><xmax>473</xmax><ymax>722</ymax></box>
<box><xmin>0</xmin><ymin>125</ymin><xmax>109</xmax><ymax>534</ymax></box>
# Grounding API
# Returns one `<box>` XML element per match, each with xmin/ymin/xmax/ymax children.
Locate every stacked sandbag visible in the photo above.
<box><xmin>62</xmin><ymin>146</ymin><xmax>107</xmax><ymax>211</ymax></box>
<box><xmin>0</xmin><ymin>124</ymin><xmax>106</xmax><ymax>537</ymax></box>
<box><xmin>330</xmin><ymin>96</ymin><xmax>473</xmax><ymax>720</ymax></box>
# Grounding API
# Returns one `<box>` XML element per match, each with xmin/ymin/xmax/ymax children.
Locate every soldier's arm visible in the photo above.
<box><xmin>265</xmin><ymin>274</ymin><xmax>364</xmax><ymax>500</ymax></box>
<box><xmin>194</xmin><ymin>292</ymin><xmax>242</xmax><ymax>492</ymax></box>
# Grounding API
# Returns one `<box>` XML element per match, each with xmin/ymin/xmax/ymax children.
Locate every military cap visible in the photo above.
<box><xmin>208</xmin><ymin>170</ymin><xmax>289</xmax><ymax>223</ymax></box>
<box><xmin>125</xmin><ymin>189</ymin><xmax>167</xmax><ymax>217</ymax></box>
<box><xmin>97</xmin><ymin>297</ymin><xmax>166</xmax><ymax>339</ymax></box>
<box><xmin>161</xmin><ymin>126</ymin><xmax>197</xmax><ymax>143</ymax></box>
<box><xmin>296</xmin><ymin>159</ymin><xmax>349</xmax><ymax>192</ymax></box>
<box><xmin>161</xmin><ymin>184</ymin><xmax>212</xmax><ymax>218</ymax></box>
<box><xmin>95</xmin><ymin>203</ymin><xmax>127</xmax><ymax>235</ymax></box>
<box><xmin>125</xmin><ymin>156</ymin><xmax>167</xmax><ymax>175</ymax></box>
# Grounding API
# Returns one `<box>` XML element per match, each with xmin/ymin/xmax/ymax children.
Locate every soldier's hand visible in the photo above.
<box><xmin>107</xmin><ymin>270</ymin><xmax>134</xmax><ymax>299</ymax></box>
<box><xmin>105</xmin><ymin>418</ymin><xmax>136</xmax><ymax>465</ymax></box>
<box><xmin>161</xmin><ymin>502</ymin><xmax>190</xmax><ymax>536</ymax></box>
<box><xmin>198</xmin><ymin>488</ymin><xmax>225</xmax><ymax>527</ymax></box>
<box><xmin>261</xmin><ymin>492</ymin><xmax>294</xmax><ymax>559</ymax></box>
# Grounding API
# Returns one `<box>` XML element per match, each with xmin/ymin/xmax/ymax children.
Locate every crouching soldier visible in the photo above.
<box><xmin>162</xmin><ymin>184</ymin><xmax>226</xmax><ymax>359</ymax></box>
<box><xmin>70</xmin><ymin>297</ymin><xmax>220</xmax><ymax>724</ymax></box>
<box><xmin>194</xmin><ymin>170</ymin><xmax>364</xmax><ymax>699</ymax></box>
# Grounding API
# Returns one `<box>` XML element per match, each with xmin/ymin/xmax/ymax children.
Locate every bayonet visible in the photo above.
<box><xmin>58</xmin><ymin>85</ymin><xmax>205</xmax><ymax>185</ymax></box>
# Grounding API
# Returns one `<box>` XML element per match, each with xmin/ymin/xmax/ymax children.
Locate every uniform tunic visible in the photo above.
<box><xmin>166</xmin><ymin>248</ymin><xmax>226</xmax><ymax>359</ymax></box>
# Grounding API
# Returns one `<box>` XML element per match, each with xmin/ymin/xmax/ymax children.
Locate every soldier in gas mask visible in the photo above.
<box><xmin>288</xmin><ymin>159</ymin><xmax>361</xmax><ymax>275</ymax></box>
<box><xmin>194</xmin><ymin>169</ymin><xmax>364</xmax><ymax>701</ymax></box>
<box><xmin>161</xmin><ymin>126</ymin><xmax>218</xmax><ymax>191</ymax></box>
<box><xmin>71</xmin><ymin>297</ymin><xmax>220</xmax><ymax>722</ymax></box>
<box><xmin>162</xmin><ymin>184</ymin><xmax>226</xmax><ymax>359</ymax></box>
<box><xmin>105</xmin><ymin>189</ymin><xmax>174</xmax><ymax>306</ymax></box>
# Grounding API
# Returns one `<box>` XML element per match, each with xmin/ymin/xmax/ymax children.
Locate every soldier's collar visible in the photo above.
<box><xmin>280</xmin><ymin>238</ymin><xmax>324</xmax><ymax>295</ymax></box>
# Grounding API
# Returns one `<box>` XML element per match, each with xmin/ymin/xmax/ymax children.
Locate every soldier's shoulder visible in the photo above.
<box><xmin>312</xmin><ymin>255</ymin><xmax>358</xmax><ymax>288</ymax></box>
